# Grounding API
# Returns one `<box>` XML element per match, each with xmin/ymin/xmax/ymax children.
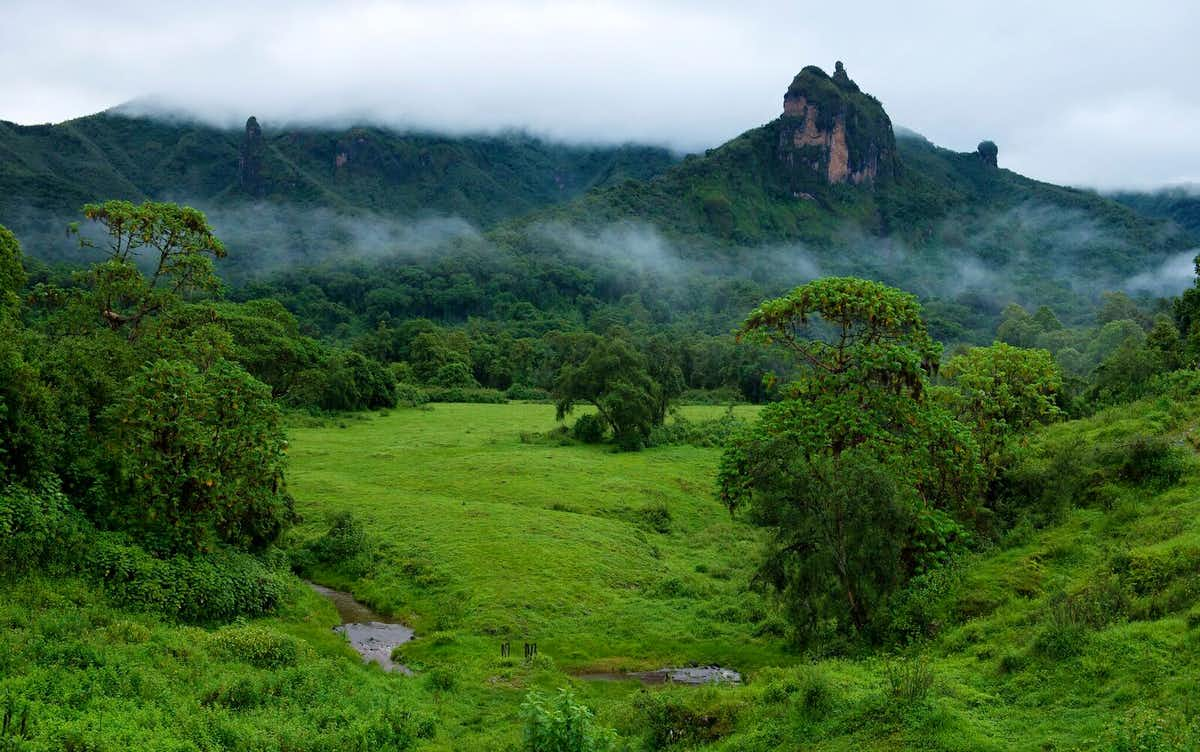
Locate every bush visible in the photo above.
<box><xmin>638</xmin><ymin>502</ymin><xmax>672</xmax><ymax>534</ymax></box>
<box><xmin>649</xmin><ymin>410</ymin><xmax>745</xmax><ymax>448</ymax></box>
<box><xmin>424</xmin><ymin>665</ymin><xmax>459</xmax><ymax>692</ymax></box>
<box><xmin>305</xmin><ymin>511</ymin><xmax>372</xmax><ymax>569</ymax></box>
<box><xmin>89</xmin><ymin>535</ymin><xmax>290</xmax><ymax>622</ymax></box>
<box><xmin>757</xmin><ymin>667</ymin><xmax>833</xmax><ymax>715</ymax></box>
<box><xmin>1032</xmin><ymin>596</ymin><xmax>1090</xmax><ymax>659</ymax></box>
<box><xmin>1114</xmin><ymin>435</ymin><xmax>1186</xmax><ymax>490</ymax></box>
<box><xmin>571</xmin><ymin>414</ymin><xmax>607</xmax><ymax>444</ymax></box>
<box><xmin>506</xmin><ymin>384</ymin><xmax>551</xmax><ymax>401</ymax></box>
<box><xmin>882</xmin><ymin>656</ymin><xmax>934</xmax><ymax>705</ymax></box>
<box><xmin>394</xmin><ymin>382</ymin><xmax>429</xmax><ymax>408</ymax></box>
<box><xmin>433</xmin><ymin>362</ymin><xmax>479</xmax><ymax>388</ymax></box>
<box><xmin>422</xmin><ymin>386</ymin><xmax>507</xmax><ymax>404</ymax></box>
<box><xmin>0</xmin><ymin>483</ymin><xmax>87</xmax><ymax>571</ymax></box>
<box><xmin>634</xmin><ymin>690</ymin><xmax>740</xmax><ymax>750</ymax></box>
<box><xmin>209</xmin><ymin>625</ymin><xmax>300</xmax><ymax>668</ymax></box>
<box><xmin>522</xmin><ymin>689</ymin><xmax>617</xmax><ymax>752</ymax></box>
<box><xmin>881</xmin><ymin>561</ymin><xmax>962</xmax><ymax>643</ymax></box>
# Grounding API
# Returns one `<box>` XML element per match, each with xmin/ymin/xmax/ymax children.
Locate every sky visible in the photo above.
<box><xmin>2</xmin><ymin>0</ymin><xmax>1198</xmax><ymax>190</ymax></box>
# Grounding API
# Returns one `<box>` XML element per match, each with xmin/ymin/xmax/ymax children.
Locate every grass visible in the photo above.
<box><xmin>286</xmin><ymin>403</ymin><xmax>781</xmax><ymax>672</ymax></box>
<box><xmin>7</xmin><ymin>397</ymin><xmax>1200</xmax><ymax>750</ymax></box>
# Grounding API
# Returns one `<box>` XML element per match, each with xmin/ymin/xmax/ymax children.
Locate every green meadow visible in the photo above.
<box><xmin>6</xmin><ymin>397</ymin><xmax>1200</xmax><ymax>750</ymax></box>
<box><xmin>286</xmin><ymin>403</ymin><xmax>782</xmax><ymax>672</ymax></box>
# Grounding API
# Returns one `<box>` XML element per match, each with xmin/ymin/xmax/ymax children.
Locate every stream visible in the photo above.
<box><xmin>307</xmin><ymin>582</ymin><xmax>741</xmax><ymax>684</ymax></box>
<box><xmin>307</xmin><ymin>582</ymin><xmax>414</xmax><ymax>674</ymax></box>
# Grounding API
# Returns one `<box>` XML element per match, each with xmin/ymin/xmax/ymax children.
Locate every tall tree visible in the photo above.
<box><xmin>720</xmin><ymin>278</ymin><xmax>980</xmax><ymax>640</ymax></box>
<box><xmin>74</xmin><ymin>200</ymin><xmax>226</xmax><ymax>336</ymax></box>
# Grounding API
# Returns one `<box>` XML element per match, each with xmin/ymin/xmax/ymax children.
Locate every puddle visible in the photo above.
<box><xmin>307</xmin><ymin>582</ymin><xmax>414</xmax><ymax>674</ymax></box>
<box><xmin>576</xmin><ymin>666</ymin><xmax>741</xmax><ymax>686</ymax></box>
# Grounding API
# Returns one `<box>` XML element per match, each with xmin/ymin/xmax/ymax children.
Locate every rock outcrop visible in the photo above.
<box><xmin>238</xmin><ymin>116</ymin><xmax>266</xmax><ymax>196</ymax></box>
<box><xmin>777</xmin><ymin>62</ymin><xmax>897</xmax><ymax>188</ymax></box>
<box><xmin>977</xmin><ymin>140</ymin><xmax>999</xmax><ymax>168</ymax></box>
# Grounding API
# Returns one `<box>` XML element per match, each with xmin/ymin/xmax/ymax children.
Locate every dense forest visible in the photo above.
<box><xmin>4</xmin><ymin>60</ymin><xmax>1200</xmax><ymax>750</ymax></box>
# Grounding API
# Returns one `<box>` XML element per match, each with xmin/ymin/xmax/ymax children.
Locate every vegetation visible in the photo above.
<box><xmin>4</xmin><ymin>65</ymin><xmax>1200</xmax><ymax>749</ymax></box>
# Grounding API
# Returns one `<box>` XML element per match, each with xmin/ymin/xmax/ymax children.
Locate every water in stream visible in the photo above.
<box><xmin>308</xmin><ymin>582</ymin><xmax>414</xmax><ymax>674</ymax></box>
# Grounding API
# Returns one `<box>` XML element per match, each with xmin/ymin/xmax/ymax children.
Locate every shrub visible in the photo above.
<box><xmin>522</xmin><ymin>689</ymin><xmax>617</xmax><ymax>752</ymax></box>
<box><xmin>505</xmin><ymin>384</ymin><xmax>551</xmax><ymax>401</ymax></box>
<box><xmin>881</xmin><ymin>561</ymin><xmax>962</xmax><ymax>643</ymax></box>
<box><xmin>209</xmin><ymin>625</ymin><xmax>300</xmax><ymax>668</ymax></box>
<box><xmin>422</xmin><ymin>386</ymin><xmax>507</xmax><ymax>404</ymax></box>
<box><xmin>433</xmin><ymin>362</ymin><xmax>478</xmax><ymax>388</ymax></box>
<box><xmin>394</xmin><ymin>382</ymin><xmax>429</xmax><ymax>408</ymax></box>
<box><xmin>0</xmin><ymin>483</ymin><xmax>87</xmax><ymax>571</ymax></box>
<box><xmin>757</xmin><ymin>667</ymin><xmax>833</xmax><ymax>715</ymax></box>
<box><xmin>1032</xmin><ymin>596</ymin><xmax>1090</xmax><ymax>659</ymax></box>
<box><xmin>637</xmin><ymin>503</ymin><xmax>673</xmax><ymax>534</ymax></box>
<box><xmin>1114</xmin><ymin>435</ymin><xmax>1186</xmax><ymax>490</ymax></box>
<box><xmin>634</xmin><ymin>690</ymin><xmax>740</xmax><ymax>750</ymax></box>
<box><xmin>649</xmin><ymin>411</ymin><xmax>745</xmax><ymax>448</ymax></box>
<box><xmin>882</xmin><ymin>656</ymin><xmax>934</xmax><ymax>705</ymax></box>
<box><xmin>571</xmin><ymin>414</ymin><xmax>607</xmax><ymax>444</ymax></box>
<box><xmin>306</xmin><ymin>511</ymin><xmax>371</xmax><ymax>567</ymax></box>
<box><xmin>89</xmin><ymin>535</ymin><xmax>289</xmax><ymax>622</ymax></box>
<box><xmin>425</xmin><ymin>665</ymin><xmax>459</xmax><ymax>692</ymax></box>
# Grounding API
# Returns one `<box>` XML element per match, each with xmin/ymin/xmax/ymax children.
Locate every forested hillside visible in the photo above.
<box><xmin>0</xmin><ymin>110</ymin><xmax>677</xmax><ymax>269</ymax></box>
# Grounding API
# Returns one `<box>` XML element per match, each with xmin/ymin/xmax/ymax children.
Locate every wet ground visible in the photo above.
<box><xmin>307</xmin><ymin>582</ymin><xmax>414</xmax><ymax>674</ymax></box>
<box><xmin>576</xmin><ymin>666</ymin><xmax>741</xmax><ymax>685</ymax></box>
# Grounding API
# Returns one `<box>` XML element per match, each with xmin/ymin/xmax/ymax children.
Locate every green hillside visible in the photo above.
<box><xmin>0</xmin><ymin>111</ymin><xmax>678</xmax><ymax>263</ymax></box>
<box><xmin>1112</xmin><ymin>187</ymin><xmax>1200</xmax><ymax>236</ymax></box>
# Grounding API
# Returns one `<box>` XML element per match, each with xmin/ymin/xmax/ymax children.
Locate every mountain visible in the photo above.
<box><xmin>561</xmin><ymin>63</ymin><xmax>1190</xmax><ymax>259</ymax></box>
<box><xmin>2</xmin><ymin>64</ymin><xmax>1194</xmax><ymax>323</ymax></box>
<box><xmin>0</xmin><ymin>110</ymin><xmax>678</xmax><ymax>262</ymax></box>
<box><xmin>1110</xmin><ymin>186</ymin><xmax>1200</xmax><ymax>236</ymax></box>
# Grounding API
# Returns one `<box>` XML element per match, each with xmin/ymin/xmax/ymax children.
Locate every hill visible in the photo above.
<box><xmin>560</xmin><ymin>64</ymin><xmax>1192</xmax><ymax>274</ymax></box>
<box><xmin>1111</xmin><ymin>186</ymin><xmax>1200</xmax><ymax>236</ymax></box>
<box><xmin>0</xmin><ymin>110</ymin><xmax>678</xmax><ymax>266</ymax></box>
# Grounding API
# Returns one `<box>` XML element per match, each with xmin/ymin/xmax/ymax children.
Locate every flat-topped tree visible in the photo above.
<box><xmin>720</xmin><ymin>278</ymin><xmax>981</xmax><ymax>640</ymax></box>
<box><xmin>73</xmin><ymin>200</ymin><xmax>226</xmax><ymax>336</ymax></box>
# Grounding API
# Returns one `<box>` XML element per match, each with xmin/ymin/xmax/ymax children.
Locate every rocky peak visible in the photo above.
<box><xmin>238</xmin><ymin>116</ymin><xmax>266</xmax><ymax>196</ymax></box>
<box><xmin>977</xmin><ymin>140</ymin><xmax>999</xmax><ymax>168</ymax></box>
<box><xmin>778</xmin><ymin>63</ymin><xmax>896</xmax><ymax>187</ymax></box>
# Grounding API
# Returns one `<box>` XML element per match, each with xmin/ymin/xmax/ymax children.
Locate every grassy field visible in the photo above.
<box><xmin>286</xmin><ymin>403</ymin><xmax>782</xmax><ymax>672</ymax></box>
<box><xmin>285</xmin><ymin>398</ymin><xmax>1200</xmax><ymax>750</ymax></box>
<box><xmin>7</xmin><ymin>398</ymin><xmax>1200</xmax><ymax>750</ymax></box>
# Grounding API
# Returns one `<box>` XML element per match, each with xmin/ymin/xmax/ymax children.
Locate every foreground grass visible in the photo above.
<box><xmin>7</xmin><ymin>398</ymin><xmax>1200</xmax><ymax>750</ymax></box>
<box><xmin>287</xmin><ymin>399</ymin><xmax>1200</xmax><ymax>750</ymax></box>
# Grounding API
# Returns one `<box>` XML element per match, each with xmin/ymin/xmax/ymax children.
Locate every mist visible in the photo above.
<box><xmin>4</xmin><ymin>0</ymin><xmax>1200</xmax><ymax>189</ymax></box>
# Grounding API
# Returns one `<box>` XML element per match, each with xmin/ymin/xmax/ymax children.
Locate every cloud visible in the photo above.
<box><xmin>1125</xmin><ymin>250</ymin><xmax>1198</xmax><ymax>296</ymax></box>
<box><xmin>2</xmin><ymin>1</ymin><xmax>1198</xmax><ymax>188</ymax></box>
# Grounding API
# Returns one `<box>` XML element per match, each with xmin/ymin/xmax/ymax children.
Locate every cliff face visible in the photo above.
<box><xmin>238</xmin><ymin>116</ymin><xmax>266</xmax><ymax>196</ymax></box>
<box><xmin>777</xmin><ymin>62</ymin><xmax>897</xmax><ymax>188</ymax></box>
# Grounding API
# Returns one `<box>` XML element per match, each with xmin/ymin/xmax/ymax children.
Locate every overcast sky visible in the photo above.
<box><xmin>3</xmin><ymin>0</ymin><xmax>1197</xmax><ymax>189</ymax></box>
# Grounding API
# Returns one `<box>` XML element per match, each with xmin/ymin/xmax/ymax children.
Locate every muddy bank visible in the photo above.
<box><xmin>307</xmin><ymin>582</ymin><xmax>414</xmax><ymax>674</ymax></box>
<box><xmin>576</xmin><ymin>666</ymin><xmax>741</xmax><ymax>686</ymax></box>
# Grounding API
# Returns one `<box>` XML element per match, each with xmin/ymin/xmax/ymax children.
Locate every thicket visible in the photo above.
<box><xmin>0</xmin><ymin>206</ymin><xmax>301</xmax><ymax>624</ymax></box>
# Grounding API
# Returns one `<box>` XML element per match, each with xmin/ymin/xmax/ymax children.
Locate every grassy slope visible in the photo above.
<box><xmin>286</xmin><ymin>399</ymin><xmax>1200</xmax><ymax>750</ymax></box>
<box><xmin>6</xmin><ymin>398</ymin><xmax>1200</xmax><ymax>750</ymax></box>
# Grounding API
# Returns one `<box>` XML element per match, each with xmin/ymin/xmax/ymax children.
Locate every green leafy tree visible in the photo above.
<box><xmin>553</xmin><ymin>335</ymin><xmax>662</xmax><ymax>450</ymax></box>
<box><xmin>74</xmin><ymin>201</ymin><xmax>226</xmax><ymax>336</ymax></box>
<box><xmin>719</xmin><ymin>278</ymin><xmax>980</xmax><ymax>640</ymax></box>
<box><xmin>105</xmin><ymin>359</ymin><xmax>293</xmax><ymax>555</ymax></box>
<box><xmin>942</xmin><ymin>343</ymin><xmax>1063</xmax><ymax>474</ymax></box>
<box><xmin>0</xmin><ymin>225</ymin><xmax>27</xmax><ymax>316</ymax></box>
